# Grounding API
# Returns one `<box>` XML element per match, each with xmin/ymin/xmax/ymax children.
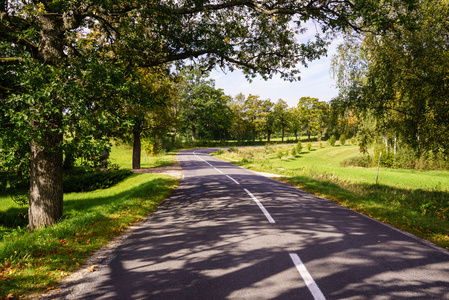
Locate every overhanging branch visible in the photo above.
<box><xmin>0</xmin><ymin>57</ymin><xmax>24</xmax><ymax>65</ymax></box>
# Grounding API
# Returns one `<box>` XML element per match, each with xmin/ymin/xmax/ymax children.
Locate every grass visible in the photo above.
<box><xmin>214</xmin><ymin>143</ymin><xmax>449</xmax><ymax>250</ymax></box>
<box><xmin>0</xmin><ymin>146</ymin><xmax>180</xmax><ymax>298</ymax></box>
<box><xmin>109</xmin><ymin>144</ymin><xmax>178</xmax><ymax>169</ymax></box>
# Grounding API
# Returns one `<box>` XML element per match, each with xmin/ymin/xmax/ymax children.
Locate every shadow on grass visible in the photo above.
<box><xmin>62</xmin><ymin>175</ymin><xmax>178</xmax><ymax>220</ymax></box>
<box><xmin>0</xmin><ymin>206</ymin><xmax>28</xmax><ymax>231</ymax></box>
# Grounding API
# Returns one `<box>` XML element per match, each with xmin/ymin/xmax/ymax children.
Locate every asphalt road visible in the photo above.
<box><xmin>47</xmin><ymin>149</ymin><xmax>449</xmax><ymax>299</ymax></box>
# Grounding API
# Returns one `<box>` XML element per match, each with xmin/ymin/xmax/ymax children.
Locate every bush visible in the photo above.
<box><xmin>307</xmin><ymin>142</ymin><xmax>312</xmax><ymax>151</ymax></box>
<box><xmin>350</xmin><ymin>137</ymin><xmax>356</xmax><ymax>145</ymax></box>
<box><xmin>340</xmin><ymin>155</ymin><xmax>372</xmax><ymax>168</ymax></box>
<box><xmin>340</xmin><ymin>134</ymin><xmax>347</xmax><ymax>146</ymax></box>
<box><xmin>63</xmin><ymin>169</ymin><xmax>132</xmax><ymax>193</ymax></box>
<box><xmin>296</xmin><ymin>142</ymin><xmax>303</xmax><ymax>153</ymax></box>
<box><xmin>228</xmin><ymin>147</ymin><xmax>239</xmax><ymax>153</ymax></box>
<box><xmin>291</xmin><ymin>147</ymin><xmax>297</xmax><ymax>157</ymax></box>
<box><xmin>216</xmin><ymin>149</ymin><xmax>225</xmax><ymax>155</ymax></box>
<box><xmin>277</xmin><ymin>150</ymin><xmax>284</xmax><ymax>159</ymax></box>
<box><xmin>393</xmin><ymin>147</ymin><xmax>417</xmax><ymax>169</ymax></box>
<box><xmin>373</xmin><ymin>144</ymin><xmax>394</xmax><ymax>168</ymax></box>
<box><xmin>328</xmin><ymin>136</ymin><xmax>336</xmax><ymax>146</ymax></box>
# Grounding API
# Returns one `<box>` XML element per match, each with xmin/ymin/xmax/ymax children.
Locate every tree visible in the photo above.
<box><xmin>289</xmin><ymin>106</ymin><xmax>302</xmax><ymax>141</ymax></box>
<box><xmin>331</xmin><ymin>0</ymin><xmax>449</xmax><ymax>155</ymax></box>
<box><xmin>297</xmin><ymin>97</ymin><xmax>320</xmax><ymax>141</ymax></box>
<box><xmin>1</xmin><ymin>0</ymin><xmax>418</xmax><ymax>229</ymax></box>
<box><xmin>273</xmin><ymin>99</ymin><xmax>290</xmax><ymax>142</ymax></box>
<box><xmin>120</xmin><ymin>67</ymin><xmax>179</xmax><ymax>169</ymax></box>
<box><xmin>179</xmin><ymin>67</ymin><xmax>232</xmax><ymax>142</ymax></box>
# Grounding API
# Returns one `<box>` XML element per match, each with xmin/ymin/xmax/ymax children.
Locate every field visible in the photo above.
<box><xmin>0</xmin><ymin>146</ymin><xmax>179</xmax><ymax>298</ymax></box>
<box><xmin>213</xmin><ymin>142</ymin><xmax>449</xmax><ymax>250</ymax></box>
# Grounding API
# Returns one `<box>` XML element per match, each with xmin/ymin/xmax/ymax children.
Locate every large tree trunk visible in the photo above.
<box><xmin>28</xmin><ymin>131</ymin><xmax>63</xmax><ymax>230</ymax></box>
<box><xmin>132</xmin><ymin>129</ymin><xmax>142</xmax><ymax>169</ymax></box>
<box><xmin>27</xmin><ymin>8</ymin><xmax>67</xmax><ymax>230</ymax></box>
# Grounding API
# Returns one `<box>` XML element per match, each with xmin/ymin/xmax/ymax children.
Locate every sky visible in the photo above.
<box><xmin>209</xmin><ymin>28</ymin><xmax>342</xmax><ymax>108</ymax></box>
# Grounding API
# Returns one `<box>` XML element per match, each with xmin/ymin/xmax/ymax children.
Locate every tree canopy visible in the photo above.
<box><xmin>1</xmin><ymin>0</ymin><xmax>420</xmax><ymax>229</ymax></box>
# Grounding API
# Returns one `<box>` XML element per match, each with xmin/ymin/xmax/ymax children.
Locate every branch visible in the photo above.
<box><xmin>0</xmin><ymin>57</ymin><xmax>24</xmax><ymax>65</ymax></box>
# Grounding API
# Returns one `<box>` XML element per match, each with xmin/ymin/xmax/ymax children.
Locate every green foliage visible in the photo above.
<box><xmin>291</xmin><ymin>147</ymin><xmax>297</xmax><ymax>157</ymax></box>
<box><xmin>228</xmin><ymin>147</ymin><xmax>239</xmax><ymax>153</ymax></box>
<box><xmin>373</xmin><ymin>144</ymin><xmax>394</xmax><ymax>168</ymax></box>
<box><xmin>350</xmin><ymin>137</ymin><xmax>356</xmax><ymax>145</ymax></box>
<box><xmin>331</xmin><ymin>1</ymin><xmax>449</xmax><ymax>155</ymax></box>
<box><xmin>340</xmin><ymin>155</ymin><xmax>372</xmax><ymax>168</ymax></box>
<box><xmin>339</xmin><ymin>134</ymin><xmax>347</xmax><ymax>146</ymax></box>
<box><xmin>307</xmin><ymin>142</ymin><xmax>312</xmax><ymax>151</ymax></box>
<box><xmin>178</xmin><ymin>67</ymin><xmax>233</xmax><ymax>142</ymax></box>
<box><xmin>63</xmin><ymin>170</ymin><xmax>132</xmax><ymax>193</ymax></box>
<box><xmin>277</xmin><ymin>150</ymin><xmax>284</xmax><ymax>160</ymax></box>
<box><xmin>328</xmin><ymin>135</ymin><xmax>337</xmax><ymax>146</ymax></box>
<box><xmin>296</xmin><ymin>141</ymin><xmax>303</xmax><ymax>153</ymax></box>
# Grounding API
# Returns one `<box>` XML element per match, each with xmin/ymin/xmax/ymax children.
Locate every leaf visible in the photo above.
<box><xmin>88</xmin><ymin>265</ymin><xmax>99</xmax><ymax>272</ymax></box>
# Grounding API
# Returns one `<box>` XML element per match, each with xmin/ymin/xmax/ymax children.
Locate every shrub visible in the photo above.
<box><xmin>373</xmin><ymin>144</ymin><xmax>394</xmax><ymax>168</ymax></box>
<box><xmin>296</xmin><ymin>142</ymin><xmax>303</xmax><ymax>154</ymax></box>
<box><xmin>350</xmin><ymin>137</ymin><xmax>356</xmax><ymax>145</ymax></box>
<box><xmin>340</xmin><ymin>155</ymin><xmax>372</xmax><ymax>168</ymax></box>
<box><xmin>393</xmin><ymin>147</ymin><xmax>417</xmax><ymax>169</ymax></box>
<box><xmin>216</xmin><ymin>149</ymin><xmax>225</xmax><ymax>155</ymax></box>
<box><xmin>319</xmin><ymin>142</ymin><xmax>323</xmax><ymax>148</ymax></box>
<box><xmin>328</xmin><ymin>136</ymin><xmax>336</xmax><ymax>146</ymax></box>
<box><xmin>340</xmin><ymin>134</ymin><xmax>346</xmax><ymax>146</ymax></box>
<box><xmin>277</xmin><ymin>150</ymin><xmax>284</xmax><ymax>159</ymax></box>
<box><xmin>228</xmin><ymin>147</ymin><xmax>239</xmax><ymax>153</ymax></box>
<box><xmin>63</xmin><ymin>169</ymin><xmax>132</xmax><ymax>193</ymax></box>
<box><xmin>291</xmin><ymin>147</ymin><xmax>297</xmax><ymax>157</ymax></box>
<box><xmin>307</xmin><ymin>142</ymin><xmax>312</xmax><ymax>151</ymax></box>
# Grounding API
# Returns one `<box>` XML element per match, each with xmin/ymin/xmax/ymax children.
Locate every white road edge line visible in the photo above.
<box><xmin>214</xmin><ymin>167</ymin><xmax>223</xmax><ymax>174</ymax></box>
<box><xmin>226</xmin><ymin>175</ymin><xmax>240</xmax><ymax>185</ymax></box>
<box><xmin>289</xmin><ymin>253</ymin><xmax>326</xmax><ymax>300</ymax></box>
<box><xmin>243</xmin><ymin>188</ymin><xmax>275</xmax><ymax>224</ymax></box>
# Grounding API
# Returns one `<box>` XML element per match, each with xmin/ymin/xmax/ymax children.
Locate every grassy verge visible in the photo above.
<box><xmin>0</xmin><ymin>174</ymin><xmax>178</xmax><ymax>298</ymax></box>
<box><xmin>109</xmin><ymin>144</ymin><xmax>178</xmax><ymax>169</ymax></box>
<box><xmin>213</xmin><ymin>144</ymin><xmax>449</xmax><ymax>250</ymax></box>
<box><xmin>0</xmin><ymin>147</ymin><xmax>180</xmax><ymax>298</ymax></box>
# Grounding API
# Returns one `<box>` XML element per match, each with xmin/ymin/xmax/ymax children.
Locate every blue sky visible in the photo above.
<box><xmin>210</xmin><ymin>32</ymin><xmax>341</xmax><ymax>108</ymax></box>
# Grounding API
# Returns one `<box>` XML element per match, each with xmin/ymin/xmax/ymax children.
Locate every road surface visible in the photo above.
<box><xmin>46</xmin><ymin>149</ymin><xmax>449</xmax><ymax>299</ymax></box>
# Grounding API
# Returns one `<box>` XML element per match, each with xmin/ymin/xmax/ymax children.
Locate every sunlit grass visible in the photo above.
<box><xmin>109</xmin><ymin>143</ymin><xmax>178</xmax><ymax>169</ymax></box>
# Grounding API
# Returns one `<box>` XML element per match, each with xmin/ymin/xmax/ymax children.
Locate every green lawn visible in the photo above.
<box><xmin>109</xmin><ymin>143</ymin><xmax>178</xmax><ymax>169</ymax></box>
<box><xmin>226</xmin><ymin>143</ymin><xmax>449</xmax><ymax>191</ymax></box>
